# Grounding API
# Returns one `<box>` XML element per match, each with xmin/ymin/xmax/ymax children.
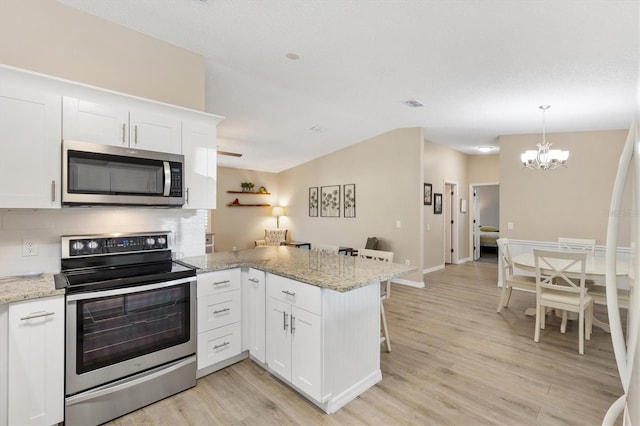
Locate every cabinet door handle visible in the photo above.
<box><xmin>282</xmin><ymin>290</ymin><xmax>295</xmax><ymax>297</ymax></box>
<box><xmin>186</xmin><ymin>187</ymin><xmax>189</xmax><ymax>204</ymax></box>
<box><xmin>248</xmin><ymin>278</ymin><xmax>259</xmax><ymax>283</ymax></box>
<box><xmin>291</xmin><ymin>315</ymin><xmax>296</xmax><ymax>334</ymax></box>
<box><xmin>134</xmin><ymin>124</ymin><xmax>138</xmax><ymax>144</ymax></box>
<box><xmin>20</xmin><ymin>311</ymin><xmax>55</xmax><ymax>321</ymax></box>
<box><xmin>283</xmin><ymin>311</ymin><xmax>288</xmax><ymax>331</ymax></box>
<box><xmin>122</xmin><ymin>123</ymin><xmax>126</xmax><ymax>144</ymax></box>
<box><xmin>51</xmin><ymin>180</ymin><xmax>56</xmax><ymax>203</ymax></box>
<box><xmin>213</xmin><ymin>280</ymin><xmax>230</xmax><ymax>286</ymax></box>
<box><xmin>213</xmin><ymin>341</ymin><xmax>230</xmax><ymax>350</ymax></box>
<box><xmin>212</xmin><ymin>308</ymin><xmax>230</xmax><ymax>315</ymax></box>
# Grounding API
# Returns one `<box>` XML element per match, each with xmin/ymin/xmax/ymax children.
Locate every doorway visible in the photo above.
<box><xmin>470</xmin><ymin>183</ymin><xmax>500</xmax><ymax>262</ymax></box>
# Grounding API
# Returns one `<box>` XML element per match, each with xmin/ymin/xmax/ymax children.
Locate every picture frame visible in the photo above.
<box><xmin>433</xmin><ymin>193</ymin><xmax>443</xmax><ymax>214</ymax></box>
<box><xmin>321</xmin><ymin>185</ymin><xmax>340</xmax><ymax>217</ymax></box>
<box><xmin>343</xmin><ymin>184</ymin><xmax>356</xmax><ymax>218</ymax></box>
<box><xmin>309</xmin><ymin>187</ymin><xmax>318</xmax><ymax>217</ymax></box>
<box><xmin>424</xmin><ymin>183</ymin><xmax>432</xmax><ymax>205</ymax></box>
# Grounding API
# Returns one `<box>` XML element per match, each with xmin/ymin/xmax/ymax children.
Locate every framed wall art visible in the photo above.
<box><xmin>343</xmin><ymin>184</ymin><xmax>356</xmax><ymax>218</ymax></box>
<box><xmin>424</xmin><ymin>183</ymin><xmax>432</xmax><ymax>205</ymax></box>
<box><xmin>309</xmin><ymin>187</ymin><xmax>318</xmax><ymax>217</ymax></box>
<box><xmin>433</xmin><ymin>193</ymin><xmax>443</xmax><ymax>214</ymax></box>
<box><xmin>321</xmin><ymin>185</ymin><xmax>340</xmax><ymax>217</ymax></box>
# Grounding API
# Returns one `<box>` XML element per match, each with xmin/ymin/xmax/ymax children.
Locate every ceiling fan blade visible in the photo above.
<box><xmin>217</xmin><ymin>150</ymin><xmax>243</xmax><ymax>157</ymax></box>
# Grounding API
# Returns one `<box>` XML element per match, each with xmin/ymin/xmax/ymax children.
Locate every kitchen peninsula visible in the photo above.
<box><xmin>181</xmin><ymin>246</ymin><xmax>415</xmax><ymax>414</ymax></box>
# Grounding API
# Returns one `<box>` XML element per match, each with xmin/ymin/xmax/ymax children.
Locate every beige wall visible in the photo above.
<box><xmin>499</xmin><ymin>129</ymin><xmax>630</xmax><ymax>245</ymax></box>
<box><xmin>469</xmin><ymin>154</ymin><xmax>499</xmax><ymax>183</ymax></box>
<box><xmin>0</xmin><ymin>0</ymin><xmax>205</xmax><ymax>110</ymax></box>
<box><xmin>210</xmin><ymin>167</ymin><xmax>280</xmax><ymax>251</ymax></box>
<box><xmin>423</xmin><ymin>140</ymin><xmax>469</xmax><ymax>267</ymax></box>
<box><xmin>276</xmin><ymin>128</ymin><xmax>424</xmax><ymax>284</ymax></box>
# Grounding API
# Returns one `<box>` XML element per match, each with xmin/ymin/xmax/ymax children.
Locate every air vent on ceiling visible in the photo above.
<box><xmin>404</xmin><ymin>99</ymin><xmax>425</xmax><ymax>108</ymax></box>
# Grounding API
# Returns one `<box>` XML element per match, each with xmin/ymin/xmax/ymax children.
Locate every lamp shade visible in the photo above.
<box><xmin>272</xmin><ymin>206</ymin><xmax>284</xmax><ymax>217</ymax></box>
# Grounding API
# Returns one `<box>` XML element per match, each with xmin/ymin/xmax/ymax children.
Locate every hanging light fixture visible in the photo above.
<box><xmin>521</xmin><ymin>105</ymin><xmax>569</xmax><ymax>170</ymax></box>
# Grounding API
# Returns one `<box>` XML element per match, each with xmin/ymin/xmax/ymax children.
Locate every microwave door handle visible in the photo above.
<box><xmin>163</xmin><ymin>161</ymin><xmax>171</xmax><ymax>196</ymax></box>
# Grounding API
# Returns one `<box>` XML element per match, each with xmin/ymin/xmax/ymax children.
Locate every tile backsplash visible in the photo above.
<box><xmin>0</xmin><ymin>208</ymin><xmax>207</xmax><ymax>275</ymax></box>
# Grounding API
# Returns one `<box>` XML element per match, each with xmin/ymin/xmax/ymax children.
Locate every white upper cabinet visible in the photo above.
<box><xmin>0</xmin><ymin>68</ymin><xmax>61</xmax><ymax>208</ymax></box>
<box><xmin>63</xmin><ymin>95</ymin><xmax>182</xmax><ymax>154</ymax></box>
<box><xmin>182</xmin><ymin>118</ymin><xmax>219</xmax><ymax>209</ymax></box>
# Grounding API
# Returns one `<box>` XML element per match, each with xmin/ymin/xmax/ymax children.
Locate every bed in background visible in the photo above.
<box><xmin>479</xmin><ymin>225</ymin><xmax>499</xmax><ymax>255</ymax></box>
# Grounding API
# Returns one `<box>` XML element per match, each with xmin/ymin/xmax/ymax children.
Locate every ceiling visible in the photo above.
<box><xmin>56</xmin><ymin>0</ymin><xmax>639</xmax><ymax>173</ymax></box>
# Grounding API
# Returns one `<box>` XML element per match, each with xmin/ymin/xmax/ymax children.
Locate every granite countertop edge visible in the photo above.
<box><xmin>180</xmin><ymin>248</ymin><xmax>417</xmax><ymax>292</ymax></box>
<box><xmin>0</xmin><ymin>274</ymin><xmax>64</xmax><ymax>305</ymax></box>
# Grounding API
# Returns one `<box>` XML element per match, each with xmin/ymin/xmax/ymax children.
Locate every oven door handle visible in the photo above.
<box><xmin>65</xmin><ymin>356</ymin><xmax>195</xmax><ymax>405</ymax></box>
<box><xmin>66</xmin><ymin>276</ymin><xmax>195</xmax><ymax>301</ymax></box>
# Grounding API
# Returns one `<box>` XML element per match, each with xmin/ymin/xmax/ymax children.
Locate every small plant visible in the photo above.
<box><xmin>241</xmin><ymin>182</ymin><xmax>255</xmax><ymax>192</ymax></box>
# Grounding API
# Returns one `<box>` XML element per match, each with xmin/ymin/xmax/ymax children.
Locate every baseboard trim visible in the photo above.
<box><xmin>390</xmin><ymin>277</ymin><xmax>424</xmax><ymax>288</ymax></box>
<box><xmin>423</xmin><ymin>264</ymin><xmax>445</xmax><ymax>274</ymax></box>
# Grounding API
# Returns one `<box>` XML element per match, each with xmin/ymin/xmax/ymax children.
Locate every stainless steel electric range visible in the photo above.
<box><xmin>54</xmin><ymin>231</ymin><xmax>197</xmax><ymax>425</ymax></box>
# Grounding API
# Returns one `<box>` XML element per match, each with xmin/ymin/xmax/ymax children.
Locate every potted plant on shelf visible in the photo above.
<box><xmin>241</xmin><ymin>182</ymin><xmax>254</xmax><ymax>192</ymax></box>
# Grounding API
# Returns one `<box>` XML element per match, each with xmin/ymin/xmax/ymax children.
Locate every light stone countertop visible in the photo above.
<box><xmin>0</xmin><ymin>273</ymin><xmax>64</xmax><ymax>305</ymax></box>
<box><xmin>180</xmin><ymin>246</ymin><xmax>416</xmax><ymax>292</ymax></box>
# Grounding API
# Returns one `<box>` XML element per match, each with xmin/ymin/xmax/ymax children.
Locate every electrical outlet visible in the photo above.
<box><xmin>405</xmin><ymin>259</ymin><xmax>410</xmax><ymax>265</ymax></box>
<box><xmin>22</xmin><ymin>239</ymin><xmax>38</xmax><ymax>257</ymax></box>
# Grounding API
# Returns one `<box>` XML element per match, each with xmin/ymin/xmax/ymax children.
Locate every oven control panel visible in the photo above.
<box><xmin>62</xmin><ymin>233</ymin><xmax>170</xmax><ymax>257</ymax></box>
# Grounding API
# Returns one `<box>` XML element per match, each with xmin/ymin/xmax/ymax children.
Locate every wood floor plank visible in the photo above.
<box><xmin>106</xmin><ymin>261</ymin><xmax>624</xmax><ymax>425</ymax></box>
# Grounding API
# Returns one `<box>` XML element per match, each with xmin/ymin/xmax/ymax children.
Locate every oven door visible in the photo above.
<box><xmin>65</xmin><ymin>277</ymin><xmax>196</xmax><ymax>396</ymax></box>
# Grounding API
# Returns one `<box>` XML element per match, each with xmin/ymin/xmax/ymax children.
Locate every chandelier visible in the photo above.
<box><xmin>520</xmin><ymin>105</ymin><xmax>569</xmax><ymax>170</ymax></box>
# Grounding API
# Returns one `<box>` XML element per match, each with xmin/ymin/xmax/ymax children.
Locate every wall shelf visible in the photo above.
<box><xmin>227</xmin><ymin>190</ymin><xmax>271</xmax><ymax>195</ymax></box>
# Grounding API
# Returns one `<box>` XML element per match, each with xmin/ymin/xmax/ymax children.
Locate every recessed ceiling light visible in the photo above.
<box><xmin>404</xmin><ymin>99</ymin><xmax>424</xmax><ymax>108</ymax></box>
<box><xmin>286</xmin><ymin>53</ymin><xmax>300</xmax><ymax>60</ymax></box>
<box><xmin>476</xmin><ymin>146</ymin><xmax>494</xmax><ymax>153</ymax></box>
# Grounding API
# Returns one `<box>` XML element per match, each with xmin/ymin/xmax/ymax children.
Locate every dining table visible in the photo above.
<box><xmin>511</xmin><ymin>251</ymin><xmax>629</xmax><ymax>332</ymax></box>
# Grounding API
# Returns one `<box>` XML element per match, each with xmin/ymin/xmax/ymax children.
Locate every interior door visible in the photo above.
<box><xmin>444</xmin><ymin>184</ymin><xmax>453</xmax><ymax>264</ymax></box>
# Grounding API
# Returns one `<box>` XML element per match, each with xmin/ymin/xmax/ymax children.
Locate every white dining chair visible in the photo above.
<box><xmin>358</xmin><ymin>248</ymin><xmax>394</xmax><ymax>352</ymax></box>
<box><xmin>533</xmin><ymin>249</ymin><xmax>593</xmax><ymax>355</ymax></box>
<box><xmin>496</xmin><ymin>238</ymin><xmax>537</xmax><ymax>313</ymax></box>
<box><xmin>311</xmin><ymin>243</ymin><xmax>339</xmax><ymax>253</ymax></box>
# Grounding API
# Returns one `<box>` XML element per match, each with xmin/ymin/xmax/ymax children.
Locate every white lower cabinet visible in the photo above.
<box><xmin>196</xmin><ymin>269</ymin><xmax>242</xmax><ymax>372</ymax></box>
<box><xmin>5</xmin><ymin>296</ymin><xmax>64</xmax><ymax>426</ymax></box>
<box><xmin>265</xmin><ymin>272</ymin><xmax>382</xmax><ymax>413</ymax></box>
<box><xmin>267</xmin><ymin>297</ymin><xmax>322</xmax><ymax>400</ymax></box>
<box><xmin>242</xmin><ymin>268</ymin><xmax>266</xmax><ymax>363</ymax></box>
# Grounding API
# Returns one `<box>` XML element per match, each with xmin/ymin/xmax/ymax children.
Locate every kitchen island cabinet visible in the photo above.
<box><xmin>183</xmin><ymin>247</ymin><xmax>415</xmax><ymax>413</ymax></box>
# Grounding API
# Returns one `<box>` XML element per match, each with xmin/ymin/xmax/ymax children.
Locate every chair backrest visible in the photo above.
<box><xmin>533</xmin><ymin>249</ymin><xmax>587</xmax><ymax>294</ymax></box>
<box><xmin>311</xmin><ymin>243</ymin><xmax>339</xmax><ymax>253</ymax></box>
<box><xmin>358</xmin><ymin>248</ymin><xmax>394</xmax><ymax>263</ymax></box>
<box><xmin>365</xmin><ymin>237</ymin><xmax>379</xmax><ymax>250</ymax></box>
<box><xmin>558</xmin><ymin>237</ymin><xmax>596</xmax><ymax>255</ymax></box>
<box><xmin>264</xmin><ymin>229</ymin><xmax>287</xmax><ymax>246</ymax></box>
<box><xmin>496</xmin><ymin>238</ymin><xmax>514</xmax><ymax>275</ymax></box>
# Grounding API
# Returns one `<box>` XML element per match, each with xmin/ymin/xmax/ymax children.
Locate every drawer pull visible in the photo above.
<box><xmin>248</xmin><ymin>278</ymin><xmax>259</xmax><ymax>283</ymax></box>
<box><xmin>213</xmin><ymin>341</ymin><xmax>230</xmax><ymax>350</ymax></box>
<box><xmin>213</xmin><ymin>308</ymin><xmax>230</xmax><ymax>315</ymax></box>
<box><xmin>282</xmin><ymin>290</ymin><xmax>296</xmax><ymax>297</ymax></box>
<box><xmin>20</xmin><ymin>311</ymin><xmax>55</xmax><ymax>321</ymax></box>
<box><xmin>213</xmin><ymin>280</ymin><xmax>231</xmax><ymax>286</ymax></box>
<box><xmin>283</xmin><ymin>311</ymin><xmax>288</xmax><ymax>331</ymax></box>
<box><xmin>291</xmin><ymin>315</ymin><xmax>296</xmax><ymax>334</ymax></box>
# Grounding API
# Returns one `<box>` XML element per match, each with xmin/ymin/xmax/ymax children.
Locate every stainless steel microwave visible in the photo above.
<box><xmin>62</xmin><ymin>140</ymin><xmax>185</xmax><ymax>207</ymax></box>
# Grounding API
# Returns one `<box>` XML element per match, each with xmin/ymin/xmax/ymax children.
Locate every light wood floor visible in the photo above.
<box><xmin>108</xmin><ymin>261</ymin><xmax>624</xmax><ymax>426</ymax></box>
